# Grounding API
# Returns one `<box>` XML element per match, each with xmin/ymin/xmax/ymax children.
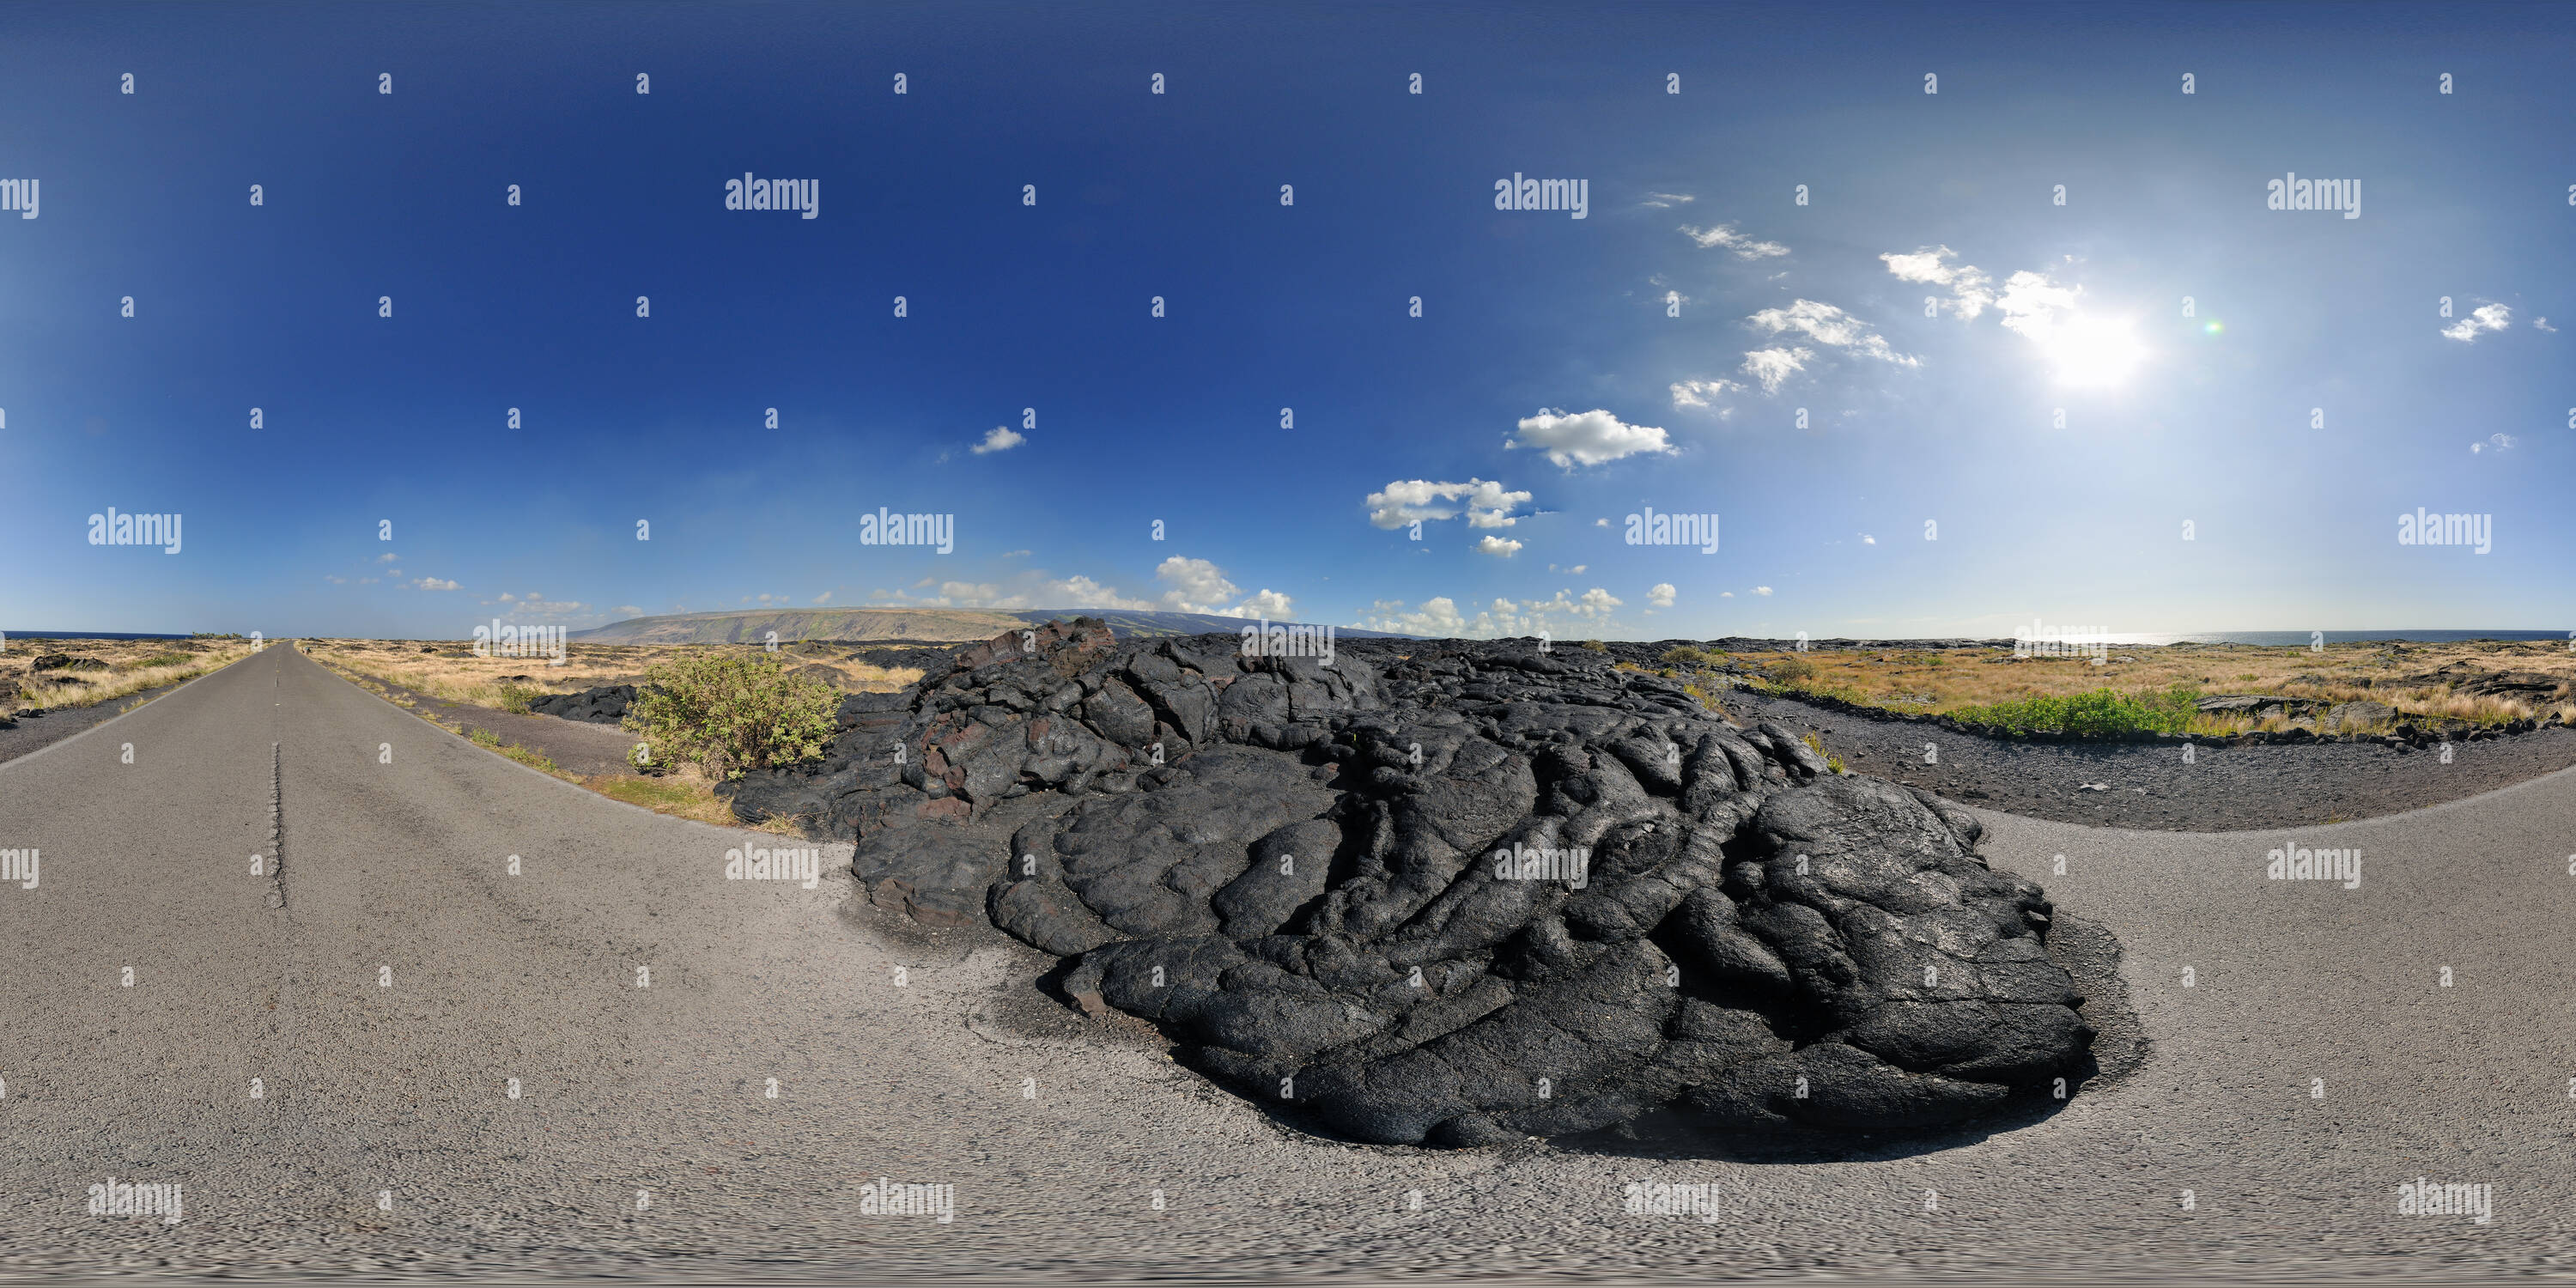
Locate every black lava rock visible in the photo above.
<box><xmin>528</xmin><ymin>683</ymin><xmax>635</xmax><ymax>725</ymax></box>
<box><xmin>757</xmin><ymin>619</ymin><xmax>2097</xmax><ymax>1147</ymax></box>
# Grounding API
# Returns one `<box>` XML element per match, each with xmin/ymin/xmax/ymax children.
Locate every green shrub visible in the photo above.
<box><xmin>1579</xmin><ymin>639</ymin><xmax>1609</xmax><ymax>652</ymax></box>
<box><xmin>496</xmin><ymin>683</ymin><xmax>540</xmax><ymax>714</ymax></box>
<box><xmin>1660</xmin><ymin>645</ymin><xmax>1714</xmax><ymax>667</ymax></box>
<box><xmin>622</xmin><ymin>653</ymin><xmax>841</xmax><ymax>779</ymax></box>
<box><xmin>1768</xmin><ymin>656</ymin><xmax>1817</xmax><ymax>685</ymax></box>
<box><xmin>1952</xmin><ymin>685</ymin><xmax>2202</xmax><ymax>737</ymax></box>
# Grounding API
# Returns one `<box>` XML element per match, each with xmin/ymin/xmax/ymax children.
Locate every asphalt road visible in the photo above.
<box><xmin>2</xmin><ymin>642</ymin><xmax>2572</xmax><ymax>1280</ymax></box>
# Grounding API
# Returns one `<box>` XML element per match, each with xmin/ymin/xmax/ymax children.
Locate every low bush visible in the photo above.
<box><xmin>622</xmin><ymin>653</ymin><xmax>840</xmax><ymax>780</ymax></box>
<box><xmin>1951</xmin><ymin>684</ymin><xmax>2202</xmax><ymax>737</ymax></box>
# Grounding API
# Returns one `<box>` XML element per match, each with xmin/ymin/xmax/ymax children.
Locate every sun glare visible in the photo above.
<box><xmin>2042</xmin><ymin>315</ymin><xmax>2149</xmax><ymax>387</ymax></box>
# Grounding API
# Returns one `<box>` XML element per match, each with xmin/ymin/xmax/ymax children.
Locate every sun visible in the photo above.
<box><xmin>2041</xmin><ymin>315</ymin><xmax>2149</xmax><ymax>387</ymax></box>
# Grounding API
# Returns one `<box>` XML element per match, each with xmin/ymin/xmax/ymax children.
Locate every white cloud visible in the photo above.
<box><xmin>1641</xmin><ymin>192</ymin><xmax>1695</xmax><ymax>209</ymax></box>
<box><xmin>2535</xmin><ymin>317</ymin><xmax>2556</xmax><ymax>332</ymax></box>
<box><xmin>1670</xmin><ymin>378</ymin><xmax>1744</xmax><ymax>409</ymax></box>
<box><xmin>1995</xmin><ymin>270</ymin><xmax>2083</xmax><ymax>343</ymax></box>
<box><xmin>1883</xmin><ymin>246</ymin><xmax>2096</xmax><ymax>350</ymax></box>
<box><xmin>1741</xmin><ymin>347</ymin><xmax>1813</xmax><ymax>393</ymax></box>
<box><xmin>1154</xmin><ymin>556</ymin><xmax>1296</xmax><ymax>618</ymax></box>
<box><xmin>497</xmin><ymin>592</ymin><xmax>516</xmax><ymax>602</ymax></box>
<box><xmin>1155</xmin><ymin>556</ymin><xmax>1238</xmax><ymax>612</ymax></box>
<box><xmin>2440</xmin><ymin>303</ymin><xmax>2512</xmax><ymax>343</ymax></box>
<box><xmin>374</xmin><ymin>552</ymin><xmax>398</xmax><ymax>564</ymax></box>
<box><xmin>971</xmin><ymin>425</ymin><xmax>1026</xmax><ymax>454</ymax></box>
<box><xmin>1595</xmin><ymin>517</ymin><xmax>1609</xmax><ymax>527</ymax></box>
<box><xmin>1719</xmin><ymin>591</ymin><xmax>1734</xmax><ymax>598</ymax></box>
<box><xmin>324</xmin><ymin>575</ymin><xmax>347</xmax><ymax>585</ymax></box>
<box><xmin>1046</xmin><ymin>575</ymin><xmax>1153</xmax><ymax>610</ymax></box>
<box><xmin>614</xmin><ymin>605</ymin><xmax>643</xmax><ymax>617</ymax></box>
<box><xmin>1880</xmin><ymin>246</ymin><xmax>1996</xmax><ymax>320</ymax></box>
<box><xmin>1358</xmin><ymin>586</ymin><xmax>1627</xmax><ymax>639</ymax></box>
<box><xmin>1365</xmin><ymin>478</ymin><xmax>1533</xmax><ymax>529</ymax></box>
<box><xmin>1236</xmin><ymin>588</ymin><xmax>1295</xmax><ymax>619</ymax></box>
<box><xmin>1748</xmin><ymin>300</ymin><xmax>1917</xmax><ymax>366</ymax></box>
<box><xmin>358</xmin><ymin>577</ymin><xmax>379</xmax><ymax>585</ymax></box>
<box><xmin>412</xmin><ymin>577</ymin><xmax>459</xmax><ymax>591</ymax></box>
<box><xmin>812</xmin><ymin>591</ymin><xmax>834</xmax><ymax>605</ymax></box>
<box><xmin>1861</xmin><ymin>534</ymin><xmax>1876</xmax><ymax>544</ymax></box>
<box><xmin>890</xmin><ymin>574</ymin><xmax>1157</xmax><ymax>611</ymax></box>
<box><xmin>1509</xmin><ymin>409</ymin><xmax>1675</xmax><ymax>469</ymax></box>
<box><xmin>1647</xmin><ymin>582</ymin><xmax>1676</xmax><ymax>608</ymax></box>
<box><xmin>1476</xmin><ymin>535</ymin><xmax>1523</xmax><ymax>557</ymax></box>
<box><xmin>1752</xmin><ymin>586</ymin><xmax>1772</xmax><ymax>596</ymax></box>
<box><xmin>1680</xmin><ymin>222</ymin><xmax>1789</xmax><ymax>259</ymax></box>
<box><xmin>514</xmin><ymin>598</ymin><xmax>593</xmax><ymax>617</ymax></box>
<box><xmin>1364</xmin><ymin>596</ymin><xmax>1472</xmax><ymax>637</ymax></box>
<box><xmin>2474</xmin><ymin>433</ymin><xmax>2518</xmax><ymax>454</ymax></box>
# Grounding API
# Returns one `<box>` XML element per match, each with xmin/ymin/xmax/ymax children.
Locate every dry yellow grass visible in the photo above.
<box><xmin>1716</xmin><ymin>639</ymin><xmax>2576</xmax><ymax>733</ymax></box>
<box><xmin>311</xmin><ymin>644</ymin><xmax>811</xmax><ymax>835</ymax></box>
<box><xmin>307</xmin><ymin>638</ymin><xmax>922</xmax><ymax>709</ymax></box>
<box><xmin>7</xmin><ymin>638</ymin><xmax>258</xmax><ymax>711</ymax></box>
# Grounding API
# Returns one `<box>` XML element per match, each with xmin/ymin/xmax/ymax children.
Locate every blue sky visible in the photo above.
<box><xmin>3</xmin><ymin>1</ymin><xmax>2570</xmax><ymax>641</ymax></box>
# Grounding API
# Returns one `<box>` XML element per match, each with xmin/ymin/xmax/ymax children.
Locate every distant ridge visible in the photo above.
<box><xmin>566</xmin><ymin>608</ymin><xmax>1415</xmax><ymax>645</ymax></box>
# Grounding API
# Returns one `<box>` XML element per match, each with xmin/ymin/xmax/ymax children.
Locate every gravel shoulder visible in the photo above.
<box><xmin>1729</xmin><ymin>687</ymin><xmax>2576</xmax><ymax>830</ymax></box>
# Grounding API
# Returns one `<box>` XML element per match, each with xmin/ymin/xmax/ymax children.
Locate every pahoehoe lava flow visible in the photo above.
<box><xmin>726</xmin><ymin>620</ymin><xmax>2109</xmax><ymax>1148</ymax></box>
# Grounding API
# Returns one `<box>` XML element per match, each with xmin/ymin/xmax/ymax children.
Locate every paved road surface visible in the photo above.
<box><xmin>2</xmin><ymin>643</ymin><xmax>2570</xmax><ymax>1279</ymax></box>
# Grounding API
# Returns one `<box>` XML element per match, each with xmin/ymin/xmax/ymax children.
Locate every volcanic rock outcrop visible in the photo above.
<box><xmin>726</xmin><ymin>620</ymin><xmax>2097</xmax><ymax>1146</ymax></box>
<box><xmin>527</xmin><ymin>683</ymin><xmax>635</xmax><ymax>725</ymax></box>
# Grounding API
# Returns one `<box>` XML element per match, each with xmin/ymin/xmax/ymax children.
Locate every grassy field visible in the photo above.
<box><xmin>305</xmin><ymin>638</ymin><xmax>924</xmax><ymax>708</ymax></box>
<box><xmin>1686</xmin><ymin>639</ymin><xmax>2576</xmax><ymax>737</ymax></box>
<box><xmin>6</xmin><ymin>637</ymin><xmax>260</xmax><ymax>711</ymax></box>
<box><xmin>309</xmin><ymin>644</ymin><xmax>811</xmax><ymax>834</ymax></box>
